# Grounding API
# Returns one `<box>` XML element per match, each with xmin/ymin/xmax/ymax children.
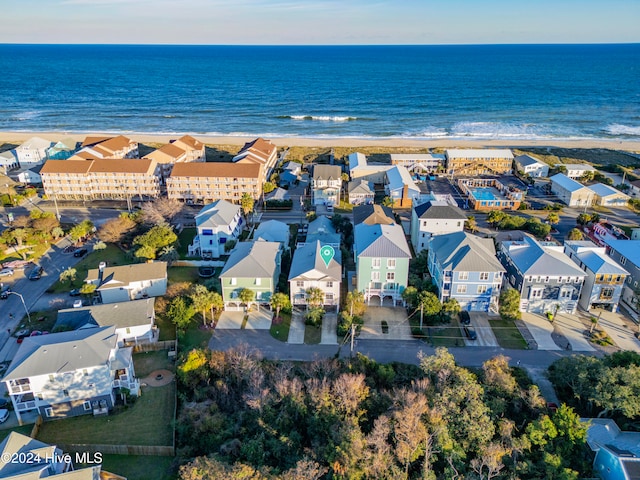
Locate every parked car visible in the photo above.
<box><xmin>459</xmin><ymin>311</ymin><xmax>471</xmax><ymax>325</ymax></box>
<box><xmin>0</xmin><ymin>398</ymin><xmax>8</xmax><ymax>409</ymax></box>
<box><xmin>73</xmin><ymin>299</ymin><xmax>83</xmax><ymax>308</ymax></box>
<box><xmin>69</xmin><ymin>288</ymin><xmax>81</xmax><ymax>297</ymax></box>
<box><xmin>0</xmin><ymin>409</ymin><xmax>9</xmax><ymax>424</ymax></box>
<box><xmin>28</xmin><ymin>266</ymin><xmax>43</xmax><ymax>280</ymax></box>
<box><xmin>463</xmin><ymin>325</ymin><xmax>477</xmax><ymax>340</ymax></box>
<box><xmin>73</xmin><ymin>248</ymin><xmax>88</xmax><ymax>257</ymax></box>
<box><xmin>16</xmin><ymin>329</ymin><xmax>30</xmax><ymax>344</ymax></box>
<box><xmin>0</xmin><ymin>268</ymin><xmax>14</xmax><ymax>277</ymax></box>
<box><xmin>0</xmin><ymin>284</ymin><xmax>11</xmax><ymax>299</ymax></box>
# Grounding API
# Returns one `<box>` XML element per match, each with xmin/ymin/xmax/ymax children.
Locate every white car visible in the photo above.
<box><xmin>73</xmin><ymin>300</ymin><xmax>83</xmax><ymax>308</ymax></box>
<box><xmin>0</xmin><ymin>268</ymin><xmax>14</xmax><ymax>277</ymax></box>
<box><xmin>0</xmin><ymin>409</ymin><xmax>9</xmax><ymax>424</ymax></box>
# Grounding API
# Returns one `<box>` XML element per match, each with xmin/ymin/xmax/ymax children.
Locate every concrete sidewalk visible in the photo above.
<box><xmin>321</xmin><ymin>312</ymin><xmax>338</xmax><ymax>345</ymax></box>
<box><xmin>554</xmin><ymin>313</ymin><xmax>596</xmax><ymax>352</ymax></box>
<box><xmin>587</xmin><ymin>310</ymin><xmax>640</xmax><ymax>353</ymax></box>
<box><xmin>287</xmin><ymin>310</ymin><xmax>305</xmax><ymax>344</ymax></box>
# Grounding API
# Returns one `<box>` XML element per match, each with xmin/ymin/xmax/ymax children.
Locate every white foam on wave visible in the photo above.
<box><xmin>288</xmin><ymin>115</ymin><xmax>358</xmax><ymax>122</ymax></box>
<box><xmin>605</xmin><ymin>124</ymin><xmax>640</xmax><ymax>136</ymax></box>
<box><xmin>450</xmin><ymin>121</ymin><xmax>556</xmax><ymax>139</ymax></box>
<box><xmin>13</xmin><ymin>111</ymin><xmax>41</xmax><ymax>121</ymax></box>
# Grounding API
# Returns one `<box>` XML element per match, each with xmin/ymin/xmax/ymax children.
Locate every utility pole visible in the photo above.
<box><xmin>350</xmin><ymin>323</ymin><xmax>355</xmax><ymax>357</ymax></box>
<box><xmin>420</xmin><ymin>304</ymin><xmax>424</xmax><ymax>330</ymax></box>
<box><xmin>52</xmin><ymin>191</ymin><xmax>60</xmax><ymax>220</ymax></box>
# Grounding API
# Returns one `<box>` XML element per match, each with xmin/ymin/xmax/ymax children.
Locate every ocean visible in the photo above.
<box><xmin>0</xmin><ymin>44</ymin><xmax>639</xmax><ymax>141</ymax></box>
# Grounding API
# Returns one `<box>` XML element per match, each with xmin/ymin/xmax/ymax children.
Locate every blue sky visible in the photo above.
<box><xmin>2</xmin><ymin>0</ymin><xmax>639</xmax><ymax>44</ymax></box>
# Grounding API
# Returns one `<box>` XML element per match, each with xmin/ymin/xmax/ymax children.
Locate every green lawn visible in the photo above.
<box><xmin>133</xmin><ymin>351</ymin><xmax>175</xmax><ymax>378</ymax></box>
<box><xmin>13</xmin><ymin>310</ymin><xmax>58</xmax><ymax>335</ymax></box>
<box><xmin>179</xmin><ymin>326</ymin><xmax>212</xmax><ymax>352</ymax></box>
<box><xmin>429</xmin><ymin>322</ymin><xmax>466</xmax><ymax>347</ymax></box>
<box><xmin>304</xmin><ymin>324</ymin><xmax>322</xmax><ymax>344</ymax></box>
<box><xmin>270</xmin><ymin>311</ymin><xmax>292</xmax><ymax>342</ymax></box>
<box><xmin>167</xmin><ymin>266</ymin><xmax>199</xmax><ymax>285</ymax></box>
<box><xmin>37</xmin><ymin>384</ymin><xmax>175</xmax><ymax>446</ymax></box>
<box><xmin>490</xmin><ymin>318</ymin><xmax>528</xmax><ymax>349</ymax></box>
<box><xmin>176</xmin><ymin>228</ymin><xmax>196</xmax><ymax>259</ymax></box>
<box><xmin>0</xmin><ymin>424</ymin><xmax>34</xmax><ymax>442</ymax></box>
<box><xmin>94</xmin><ymin>455</ymin><xmax>176</xmax><ymax>480</ymax></box>
<box><xmin>48</xmin><ymin>244</ymin><xmax>131</xmax><ymax>293</ymax></box>
<box><xmin>155</xmin><ymin>313</ymin><xmax>177</xmax><ymax>341</ymax></box>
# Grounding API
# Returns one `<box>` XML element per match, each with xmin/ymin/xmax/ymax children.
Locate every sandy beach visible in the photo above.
<box><xmin>1</xmin><ymin>131</ymin><xmax>640</xmax><ymax>152</ymax></box>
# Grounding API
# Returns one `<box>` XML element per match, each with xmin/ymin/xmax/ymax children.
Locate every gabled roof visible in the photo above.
<box><xmin>93</xmin><ymin>135</ymin><xmax>136</xmax><ymax>154</ymax></box>
<box><xmin>55</xmin><ymin>298</ymin><xmax>156</xmax><ymax>332</ymax></box>
<box><xmin>173</xmin><ymin>134</ymin><xmax>204</xmax><ymax>151</ymax></box>
<box><xmin>220</xmin><ymin>241</ymin><xmax>280</xmax><ymax>279</ymax></box>
<box><xmin>146</xmin><ymin>143</ymin><xmax>187</xmax><ymax>162</ymax></box>
<box><xmin>560</xmin><ymin>163</ymin><xmax>596</xmax><ymax>172</ymax></box>
<box><xmin>288</xmin><ymin>240</ymin><xmax>342</xmax><ymax>282</ymax></box>
<box><xmin>576</xmin><ymin>250</ymin><xmax>629</xmax><ymax>275</ymax></box>
<box><xmin>355</xmin><ymin>223</ymin><xmax>411</xmax><ymax>259</ymax></box>
<box><xmin>2</xmin><ymin>326</ymin><xmax>117</xmax><ymax>381</ymax></box>
<box><xmin>86</xmin><ymin>262</ymin><xmax>167</xmax><ymax>289</ymax></box>
<box><xmin>515</xmin><ymin>154</ymin><xmax>546</xmax><ymax>168</ymax></box>
<box><xmin>446</xmin><ymin>149</ymin><xmax>513</xmax><ymax>159</ymax></box>
<box><xmin>348</xmin><ymin>152</ymin><xmax>368</xmax><ymax>170</ymax></box>
<box><xmin>353</xmin><ymin>204</ymin><xmax>395</xmax><ymax>225</ymax></box>
<box><xmin>195</xmin><ymin>199</ymin><xmax>240</xmax><ymax>229</ymax></box>
<box><xmin>430</xmin><ymin>231</ymin><xmax>504</xmax><ymax>273</ymax></box>
<box><xmin>385</xmin><ymin>165</ymin><xmax>419</xmax><ymax>193</ymax></box>
<box><xmin>254</xmin><ymin>220</ymin><xmax>290</xmax><ymax>245</ymax></box>
<box><xmin>588</xmin><ymin>183</ymin><xmax>629</xmax><ymax>198</ymax></box>
<box><xmin>550</xmin><ymin>173</ymin><xmax>589</xmax><ymax>193</ymax></box>
<box><xmin>41</xmin><ymin>159</ymin><xmax>92</xmax><ymax>174</ymax></box>
<box><xmin>313</xmin><ymin>164</ymin><xmax>342</xmax><ymax>181</ymax></box>
<box><xmin>233</xmin><ymin>137</ymin><xmax>277</xmax><ymax>166</ymax></box>
<box><xmin>282</xmin><ymin>161</ymin><xmax>301</xmax><ymax>173</ymax></box>
<box><xmin>502</xmin><ymin>235</ymin><xmax>585</xmax><ymax>277</ymax></box>
<box><xmin>306</xmin><ymin>216</ymin><xmax>341</xmax><ymax>245</ymax></box>
<box><xmin>348</xmin><ymin>179</ymin><xmax>374</xmax><ymax>195</ymax></box>
<box><xmin>606</xmin><ymin>240</ymin><xmax>640</xmax><ymax>267</ymax></box>
<box><xmin>0</xmin><ymin>432</ymin><xmax>60</xmax><ymax>478</ymax></box>
<box><xmin>169</xmin><ymin>162</ymin><xmax>261</xmax><ymax>178</ymax></box>
<box><xmin>17</xmin><ymin>136</ymin><xmax>52</xmax><ymax>151</ymax></box>
<box><xmin>414</xmin><ymin>200</ymin><xmax>467</xmax><ymax>220</ymax></box>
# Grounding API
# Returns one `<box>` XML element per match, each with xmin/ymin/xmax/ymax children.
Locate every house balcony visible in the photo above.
<box><xmin>8</xmin><ymin>380</ymin><xmax>32</xmax><ymax>395</ymax></box>
<box><xmin>12</xmin><ymin>393</ymin><xmax>37</xmax><ymax>412</ymax></box>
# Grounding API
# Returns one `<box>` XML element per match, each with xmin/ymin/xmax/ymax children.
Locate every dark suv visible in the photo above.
<box><xmin>459</xmin><ymin>311</ymin><xmax>471</xmax><ymax>325</ymax></box>
<box><xmin>28</xmin><ymin>266</ymin><xmax>43</xmax><ymax>281</ymax></box>
<box><xmin>463</xmin><ymin>325</ymin><xmax>477</xmax><ymax>340</ymax></box>
<box><xmin>73</xmin><ymin>248</ymin><xmax>88</xmax><ymax>257</ymax></box>
<box><xmin>0</xmin><ymin>284</ymin><xmax>10</xmax><ymax>299</ymax></box>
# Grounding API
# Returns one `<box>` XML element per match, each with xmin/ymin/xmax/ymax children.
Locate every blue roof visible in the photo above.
<box><xmin>550</xmin><ymin>173</ymin><xmax>588</xmax><ymax>193</ymax></box>
<box><xmin>607</xmin><ymin>240</ymin><xmax>640</xmax><ymax>267</ymax></box>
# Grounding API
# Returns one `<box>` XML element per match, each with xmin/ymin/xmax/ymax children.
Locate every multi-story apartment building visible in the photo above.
<box><xmin>498</xmin><ymin>234</ymin><xmax>586</xmax><ymax>314</ymax></box>
<box><xmin>77</xmin><ymin>135</ymin><xmax>139</xmax><ymax>159</ymax></box>
<box><xmin>564</xmin><ymin>240</ymin><xmax>629</xmax><ymax>312</ymax></box>
<box><xmin>41</xmin><ymin>158</ymin><xmax>161</xmax><ymax>200</ymax></box>
<box><xmin>167</xmin><ymin>162</ymin><xmax>262</xmax><ymax>203</ymax></box>
<box><xmin>445</xmin><ymin>149</ymin><xmax>514</xmax><ymax>176</ymax></box>
<box><xmin>390</xmin><ymin>153</ymin><xmax>445</xmax><ymax>173</ymax></box>
<box><xmin>172</xmin><ymin>134</ymin><xmax>206</xmax><ymax>162</ymax></box>
<box><xmin>312</xmin><ymin>165</ymin><xmax>342</xmax><ymax>206</ymax></box>
<box><xmin>428</xmin><ymin>231</ymin><xmax>505</xmax><ymax>312</ymax></box>
<box><xmin>233</xmin><ymin>137</ymin><xmax>278</xmax><ymax>180</ymax></box>
<box><xmin>145</xmin><ymin>135</ymin><xmax>207</xmax><ymax>180</ymax></box>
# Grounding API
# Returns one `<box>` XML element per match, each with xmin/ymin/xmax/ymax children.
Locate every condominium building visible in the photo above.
<box><xmin>167</xmin><ymin>162</ymin><xmax>262</xmax><ymax>203</ymax></box>
<box><xmin>41</xmin><ymin>158</ymin><xmax>161</xmax><ymax>200</ymax></box>
<box><xmin>445</xmin><ymin>149</ymin><xmax>514</xmax><ymax>176</ymax></box>
<box><xmin>76</xmin><ymin>135</ymin><xmax>139</xmax><ymax>159</ymax></box>
<box><xmin>145</xmin><ymin>135</ymin><xmax>207</xmax><ymax>179</ymax></box>
<box><xmin>232</xmin><ymin>137</ymin><xmax>278</xmax><ymax>178</ymax></box>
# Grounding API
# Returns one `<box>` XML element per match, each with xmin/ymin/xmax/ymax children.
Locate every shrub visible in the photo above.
<box><xmin>305</xmin><ymin>307</ymin><xmax>325</xmax><ymax>327</ymax></box>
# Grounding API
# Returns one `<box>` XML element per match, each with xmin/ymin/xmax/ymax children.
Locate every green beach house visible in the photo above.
<box><xmin>219</xmin><ymin>241</ymin><xmax>282</xmax><ymax>311</ymax></box>
<box><xmin>353</xmin><ymin>205</ymin><xmax>412</xmax><ymax>306</ymax></box>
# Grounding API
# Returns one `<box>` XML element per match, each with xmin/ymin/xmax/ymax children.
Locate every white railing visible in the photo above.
<box><xmin>9</xmin><ymin>383</ymin><xmax>32</xmax><ymax>394</ymax></box>
<box><xmin>16</xmin><ymin>400</ymin><xmax>36</xmax><ymax>411</ymax></box>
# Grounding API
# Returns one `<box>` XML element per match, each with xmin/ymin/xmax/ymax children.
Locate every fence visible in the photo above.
<box><xmin>30</xmin><ymin>415</ymin><xmax>43</xmax><ymax>438</ymax></box>
<box><xmin>131</xmin><ymin>340</ymin><xmax>176</xmax><ymax>353</ymax></box>
<box><xmin>57</xmin><ymin>443</ymin><xmax>174</xmax><ymax>456</ymax></box>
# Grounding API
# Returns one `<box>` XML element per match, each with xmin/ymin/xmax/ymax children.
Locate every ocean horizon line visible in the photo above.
<box><xmin>1</xmin><ymin>42</ymin><xmax>639</xmax><ymax>47</ymax></box>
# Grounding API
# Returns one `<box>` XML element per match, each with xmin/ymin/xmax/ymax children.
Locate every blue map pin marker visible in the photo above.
<box><xmin>320</xmin><ymin>245</ymin><xmax>335</xmax><ymax>267</ymax></box>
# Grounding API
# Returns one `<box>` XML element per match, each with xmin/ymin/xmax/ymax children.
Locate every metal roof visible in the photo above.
<box><xmin>414</xmin><ymin>200</ymin><xmax>467</xmax><ymax>220</ymax></box>
<box><xmin>430</xmin><ymin>231</ymin><xmax>505</xmax><ymax>273</ymax></box>
<box><xmin>576</xmin><ymin>250</ymin><xmax>629</xmax><ymax>275</ymax></box>
<box><xmin>0</xmin><ymin>432</ymin><xmax>60</xmax><ymax>478</ymax></box>
<box><xmin>220</xmin><ymin>241</ymin><xmax>280</xmax><ymax>279</ymax></box>
<box><xmin>588</xmin><ymin>183</ymin><xmax>629</xmax><ymax>199</ymax></box>
<box><xmin>502</xmin><ymin>235</ymin><xmax>586</xmax><ymax>277</ymax></box>
<box><xmin>2</xmin><ymin>326</ymin><xmax>117</xmax><ymax>382</ymax></box>
<box><xmin>288</xmin><ymin>240</ymin><xmax>342</xmax><ymax>281</ymax></box>
<box><xmin>550</xmin><ymin>173</ymin><xmax>589</xmax><ymax>193</ymax></box>
<box><xmin>55</xmin><ymin>298</ymin><xmax>155</xmax><ymax>332</ymax></box>
<box><xmin>195</xmin><ymin>199</ymin><xmax>241</xmax><ymax>229</ymax></box>
<box><xmin>254</xmin><ymin>220</ymin><xmax>290</xmax><ymax>245</ymax></box>
<box><xmin>355</xmin><ymin>223</ymin><xmax>411</xmax><ymax>258</ymax></box>
<box><xmin>86</xmin><ymin>262</ymin><xmax>167</xmax><ymax>290</ymax></box>
<box><xmin>515</xmin><ymin>154</ymin><xmax>546</xmax><ymax>167</ymax></box>
<box><xmin>606</xmin><ymin>240</ymin><xmax>640</xmax><ymax>267</ymax></box>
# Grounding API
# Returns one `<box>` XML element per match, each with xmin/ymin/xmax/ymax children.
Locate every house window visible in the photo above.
<box><xmin>457</xmin><ymin>285</ymin><xmax>467</xmax><ymax>294</ymax></box>
<box><xmin>372</xmin><ymin>258</ymin><xmax>381</xmax><ymax>269</ymax></box>
<box><xmin>477</xmin><ymin>285</ymin><xmax>488</xmax><ymax>294</ymax></box>
<box><xmin>387</xmin><ymin>259</ymin><xmax>396</xmax><ymax>269</ymax></box>
<box><xmin>36</xmin><ymin>393</ymin><xmax>43</xmax><ymax>401</ymax></box>
<box><xmin>531</xmin><ymin>288</ymin><xmax>543</xmax><ymax>298</ymax></box>
<box><xmin>49</xmin><ymin>374</ymin><xmax>54</xmax><ymax>382</ymax></box>
<box><xmin>83</xmin><ymin>369</ymin><xmax>88</xmax><ymax>376</ymax></box>
<box><xmin>326</xmin><ymin>281</ymin><xmax>333</xmax><ymax>288</ymax></box>
<box><xmin>527</xmin><ymin>276</ymin><xmax>533</xmax><ymax>282</ymax></box>
<box><xmin>386</xmin><ymin>272</ymin><xmax>395</xmax><ymax>281</ymax></box>
<box><xmin>601</xmin><ymin>287</ymin><xmax>614</xmax><ymax>299</ymax></box>
<box><xmin>255</xmin><ymin>278</ymin><xmax>261</xmax><ymax>286</ymax></box>
<box><xmin>620</xmin><ymin>256</ymin><xmax>627</xmax><ymax>266</ymax></box>
<box><xmin>296</xmin><ymin>281</ymin><xmax>304</xmax><ymax>288</ymax></box>
<box><xmin>372</xmin><ymin>271</ymin><xmax>380</xmax><ymax>281</ymax></box>
<box><xmin>459</xmin><ymin>272</ymin><xmax>469</xmax><ymax>280</ymax></box>
<box><xmin>558</xmin><ymin>277</ymin><xmax>564</xmax><ymax>283</ymax></box>
<box><xmin>544</xmin><ymin>276</ymin><xmax>550</xmax><ymax>283</ymax></box>
<box><xmin>479</xmin><ymin>272</ymin><xmax>489</xmax><ymax>281</ymax></box>
<box><xmin>83</xmin><ymin>401</ymin><xmax>91</xmax><ymax>411</ymax></box>
<box><xmin>231</xmin><ymin>278</ymin><xmax>237</xmax><ymax>286</ymax></box>
<box><xmin>62</xmin><ymin>389</ymin><xmax>69</xmax><ymax>397</ymax></box>
<box><xmin>561</xmin><ymin>289</ymin><xmax>571</xmax><ymax>298</ymax></box>
<box><xmin>126</xmin><ymin>327</ymin><xmax>131</xmax><ymax>334</ymax></box>
<box><xmin>45</xmin><ymin>407</ymin><xmax>53</xmax><ymax>418</ymax></box>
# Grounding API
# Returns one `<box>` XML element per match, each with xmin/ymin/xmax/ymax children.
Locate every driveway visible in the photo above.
<box><xmin>287</xmin><ymin>310</ymin><xmax>305</xmax><ymax>344</ymax></box>
<box><xmin>216</xmin><ymin>311</ymin><xmax>244</xmax><ymax>329</ymax></box>
<box><xmin>466</xmin><ymin>312</ymin><xmax>499</xmax><ymax>347</ymax></box>
<box><xmin>245</xmin><ymin>307</ymin><xmax>272</xmax><ymax>330</ymax></box>
<box><xmin>521</xmin><ymin>313</ymin><xmax>562</xmax><ymax>350</ymax></box>
<box><xmin>321</xmin><ymin>312</ymin><xmax>338</xmax><ymax>345</ymax></box>
<box><xmin>359</xmin><ymin>307</ymin><xmax>412</xmax><ymax>340</ymax></box>
<box><xmin>587</xmin><ymin>310</ymin><xmax>640</xmax><ymax>353</ymax></box>
<box><xmin>553</xmin><ymin>313</ymin><xmax>596</xmax><ymax>352</ymax></box>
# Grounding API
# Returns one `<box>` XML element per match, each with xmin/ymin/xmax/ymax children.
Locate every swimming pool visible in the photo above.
<box><xmin>470</xmin><ymin>187</ymin><xmax>501</xmax><ymax>201</ymax></box>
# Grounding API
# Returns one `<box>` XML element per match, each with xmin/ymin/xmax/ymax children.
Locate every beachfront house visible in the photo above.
<box><xmin>288</xmin><ymin>240</ymin><xmax>342</xmax><ymax>309</ymax></box>
<box><xmin>348</xmin><ymin>179</ymin><xmax>375</xmax><ymax>205</ymax></box>
<box><xmin>354</xmin><ymin>206</ymin><xmax>411</xmax><ymax>306</ymax></box>
<box><xmin>85</xmin><ymin>262</ymin><xmax>168</xmax><ymax>304</ymax></box>
<box><xmin>219</xmin><ymin>241</ymin><xmax>281</xmax><ymax>311</ymax></box>
<box><xmin>13</xmin><ymin>137</ymin><xmax>52</xmax><ymax>166</ymax></box>
<box><xmin>410</xmin><ymin>200</ymin><xmax>467</xmax><ymax>254</ymax></box>
<box><xmin>561</xmin><ymin>164</ymin><xmax>597</xmax><ymax>180</ymax></box>
<box><xmin>514</xmin><ymin>154</ymin><xmax>549</xmax><ymax>178</ymax></box>
<box><xmin>564</xmin><ymin>240</ymin><xmax>629</xmax><ymax>312</ymax></box>
<box><xmin>604</xmin><ymin>240</ymin><xmax>640</xmax><ymax>319</ymax></box>
<box><xmin>312</xmin><ymin>165</ymin><xmax>342</xmax><ymax>206</ymax></box>
<box><xmin>0</xmin><ymin>151</ymin><xmax>19</xmax><ymax>173</ymax></box>
<box><xmin>497</xmin><ymin>234</ymin><xmax>586</xmax><ymax>314</ymax></box>
<box><xmin>55</xmin><ymin>298</ymin><xmax>158</xmax><ymax>346</ymax></box>
<box><xmin>280</xmin><ymin>161</ymin><xmax>301</xmax><ymax>186</ymax></box>
<box><xmin>348</xmin><ymin>152</ymin><xmax>393</xmax><ymax>183</ymax></box>
<box><xmin>550</xmin><ymin>173</ymin><xmax>594</xmax><ymax>207</ymax></box>
<box><xmin>384</xmin><ymin>165</ymin><xmax>421</xmax><ymax>207</ymax></box>
<box><xmin>189</xmin><ymin>199</ymin><xmax>243</xmax><ymax>258</ymax></box>
<box><xmin>588</xmin><ymin>183</ymin><xmax>630</xmax><ymax>207</ymax></box>
<box><xmin>2</xmin><ymin>326</ymin><xmax>139</xmax><ymax>423</ymax></box>
<box><xmin>428</xmin><ymin>231</ymin><xmax>504</xmax><ymax>312</ymax></box>
<box><xmin>46</xmin><ymin>138</ymin><xmax>78</xmax><ymax>160</ymax></box>
<box><xmin>390</xmin><ymin>153</ymin><xmax>445</xmax><ymax>173</ymax></box>
<box><xmin>445</xmin><ymin>149</ymin><xmax>514</xmax><ymax>176</ymax></box>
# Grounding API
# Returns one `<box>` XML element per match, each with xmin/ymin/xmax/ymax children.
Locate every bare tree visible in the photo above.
<box><xmin>141</xmin><ymin>197</ymin><xmax>184</xmax><ymax>225</ymax></box>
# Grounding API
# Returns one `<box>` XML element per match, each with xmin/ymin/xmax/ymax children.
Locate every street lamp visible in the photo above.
<box><xmin>7</xmin><ymin>291</ymin><xmax>31</xmax><ymax>325</ymax></box>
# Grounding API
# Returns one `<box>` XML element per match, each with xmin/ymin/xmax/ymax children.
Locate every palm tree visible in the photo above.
<box><xmin>465</xmin><ymin>216</ymin><xmax>477</xmax><ymax>233</ymax></box>
<box><xmin>270</xmin><ymin>292</ymin><xmax>291</xmax><ymax>319</ymax></box>
<box><xmin>305</xmin><ymin>287</ymin><xmax>325</xmax><ymax>309</ymax></box>
<box><xmin>209</xmin><ymin>292</ymin><xmax>224</xmax><ymax>326</ymax></box>
<box><xmin>238</xmin><ymin>288</ymin><xmax>255</xmax><ymax>312</ymax></box>
<box><xmin>190</xmin><ymin>284</ymin><xmax>213</xmax><ymax>326</ymax></box>
<box><xmin>442</xmin><ymin>298</ymin><xmax>461</xmax><ymax>320</ymax></box>
<box><xmin>240</xmin><ymin>193</ymin><xmax>255</xmax><ymax>224</ymax></box>
<box><xmin>546</xmin><ymin>212</ymin><xmax>560</xmax><ymax>226</ymax></box>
